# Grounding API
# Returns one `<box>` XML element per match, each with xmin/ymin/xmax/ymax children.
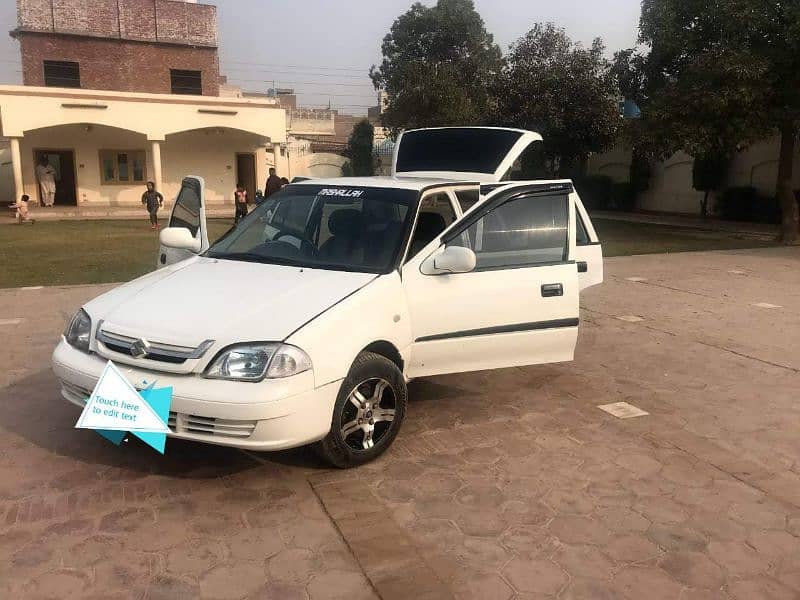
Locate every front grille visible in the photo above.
<box><xmin>62</xmin><ymin>381</ymin><xmax>91</xmax><ymax>405</ymax></box>
<box><xmin>168</xmin><ymin>411</ymin><xmax>257</xmax><ymax>439</ymax></box>
<box><xmin>95</xmin><ymin>322</ymin><xmax>214</xmax><ymax>365</ymax></box>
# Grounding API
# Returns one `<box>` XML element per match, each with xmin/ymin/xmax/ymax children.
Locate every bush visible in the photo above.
<box><xmin>610</xmin><ymin>182</ymin><xmax>636</xmax><ymax>211</ymax></box>
<box><xmin>574</xmin><ymin>175</ymin><xmax>614</xmax><ymax>210</ymax></box>
<box><xmin>716</xmin><ymin>187</ymin><xmax>781</xmax><ymax>223</ymax></box>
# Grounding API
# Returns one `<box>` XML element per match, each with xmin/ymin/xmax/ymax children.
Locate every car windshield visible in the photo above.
<box><xmin>206</xmin><ymin>184</ymin><xmax>415</xmax><ymax>273</ymax></box>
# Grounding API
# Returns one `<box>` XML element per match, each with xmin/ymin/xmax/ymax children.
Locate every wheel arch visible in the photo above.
<box><xmin>359</xmin><ymin>340</ymin><xmax>404</xmax><ymax>373</ymax></box>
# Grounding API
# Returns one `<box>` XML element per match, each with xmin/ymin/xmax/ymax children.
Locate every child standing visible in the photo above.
<box><xmin>9</xmin><ymin>194</ymin><xmax>34</xmax><ymax>224</ymax></box>
<box><xmin>234</xmin><ymin>183</ymin><xmax>248</xmax><ymax>224</ymax></box>
<box><xmin>141</xmin><ymin>181</ymin><xmax>164</xmax><ymax>230</ymax></box>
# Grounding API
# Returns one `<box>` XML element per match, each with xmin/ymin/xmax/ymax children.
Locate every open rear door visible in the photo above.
<box><xmin>157</xmin><ymin>176</ymin><xmax>210</xmax><ymax>269</ymax></box>
<box><xmin>392</xmin><ymin>127</ymin><xmax>542</xmax><ymax>183</ymax></box>
<box><xmin>571</xmin><ymin>190</ymin><xmax>603</xmax><ymax>290</ymax></box>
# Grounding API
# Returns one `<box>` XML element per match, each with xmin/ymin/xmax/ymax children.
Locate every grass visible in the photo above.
<box><xmin>594</xmin><ymin>219</ymin><xmax>777</xmax><ymax>257</ymax></box>
<box><xmin>0</xmin><ymin>217</ymin><xmax>778</xmax><ymax>289</ymax></box>
<box><xmin>0</xmin><ymin>219</ymin><xmax>234</xmax><ymax>288</ymax></box>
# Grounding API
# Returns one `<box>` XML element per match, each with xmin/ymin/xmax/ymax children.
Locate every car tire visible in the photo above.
<box><xmin>314</xmin><ymin>351</ymin><xmax>407</xmax><ymax>468</ymax></box>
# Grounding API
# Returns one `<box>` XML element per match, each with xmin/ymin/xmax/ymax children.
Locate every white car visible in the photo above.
<box><xmin>52</xmin><ymin>127</ymin><xmax>603</xmax><ymax>467</ymax></box>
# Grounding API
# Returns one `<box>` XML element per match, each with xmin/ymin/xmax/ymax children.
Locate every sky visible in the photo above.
<box><xmin>0</xmin><ymin>0</ymin><xmax>641</xmax><ymax>114</ymax></box>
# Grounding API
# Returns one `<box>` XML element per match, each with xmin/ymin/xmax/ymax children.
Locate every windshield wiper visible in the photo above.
<box><xmin>206</xmin><ymin>252</ymin><xmax>301</xmax><ymax>266</ymax></box>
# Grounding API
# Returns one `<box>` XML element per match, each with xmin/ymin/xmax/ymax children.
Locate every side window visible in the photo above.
<box><xmin>449</xmin><ymin>193</ymin><xmax>568</xmax><ymax>270</ymax></box>
<box><xmin>407</xmin><ymin>192</ymin><xmax>457</xmax><ymax>261</ymax></box>
<box><xmin>576</xmin><ymin>211</ymin><xmax>590</xmax><ymax>245</ymax></box>
<box><xmin>169</xmin><ymin>183</ymin><xmax>201</xmax><ymax>236</ymax></box>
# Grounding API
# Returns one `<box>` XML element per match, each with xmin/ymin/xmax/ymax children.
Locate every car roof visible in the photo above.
<box><xmin>288</xmin><ymin>176</ymin><xmax>479</xmax><ymax>192</ymax></box>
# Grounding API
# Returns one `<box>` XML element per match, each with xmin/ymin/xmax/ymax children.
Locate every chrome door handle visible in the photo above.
<box><xmin>541</xmin><ymin>283</ymin><xmax>563</xmax><ymax>297</ymax></box>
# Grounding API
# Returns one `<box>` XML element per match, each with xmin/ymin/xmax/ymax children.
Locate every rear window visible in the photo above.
<box><xmin>396</xmin><ymin>128</ymin><xmax>524</xmax><ymax>174</ymax></box>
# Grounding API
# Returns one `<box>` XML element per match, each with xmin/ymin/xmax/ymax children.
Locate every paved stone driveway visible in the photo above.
<box><xmin>1</xmin><ymin>247</ymin><xmax>799</xmax><ymax>599</ymax></box>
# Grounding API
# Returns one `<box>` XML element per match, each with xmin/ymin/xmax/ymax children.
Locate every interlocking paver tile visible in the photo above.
<box><xmin>595</xmin><ymin>506</ymin><xmax>650</xmax><ymax>534</ymax></box>
<box><xmin>549</xmin><ymin>515</ymin><xmax>612</xmax><ymax>546</ymax></box>
<box><xmin>4</xmin><ymin>249</ymin><xmax>800</xmax><ymax>598</ymax></box>
<box><xmin>449</xmin><ymin>536</ymin><xmax>511</xmax><ymax>573</ymax></box>
<box><xmin>503</xmin><ymin>557</ymin><xmax>568</xmax><ymax>595</ymax></box>
<box><xmin>267</xmin><ymin>548</ymin><xmax>324</xmax><ymax>585</ymax></box>
<box><xmin>646</xmin><ymin>524</ymin><xmax>708</xmax><ymax>552</ymax></box>
<box><xmin>499</xmin><ymin>525</ymin><xmax>559</xmax><ymax>558</ymax></box>
<box><xmin>454</xmin><ymin>509</ymin><xmax>509</xmax><ymax>537</ymax></box>
<box><xmin>560</xmin><ymin>578</ymin><xmax>622</xmax><ymax>600</ymax></box>
<box><xmin>23</xmin><ymin>568</ymin><xmax>92</xmax><ymax>599</ymax></box>
<box><xmin>251</xmin><ymin>581</ymin><xmax>308</xmax><ymax>600</ymax></box>
<box><xmin>543</xmin><ymin>488</ymin><xmax>596</xmax><ymax>514</ymax></box>
<box><xmin>451</xmin><ymin>572</ymin><xmax>513</xmax><ymax>600</ymax></box>
<box><xmin>613</xmin><ymin>566</ymin><xmax>683</xmax><ymax>600</ymax></box>
<box><xmin>706</xmin><ymin>540</ymin><xmax>770</xmax><ymax>577</ymax></box>
<box><xmin>307</xmin><ymin>569</ymin><xmax>376</xmax><ymax>600</ymax></box>
<box><xmin>658</xmin><ymin>550</ymin><xmax>725</xmax><ymax>589</ymax></box>
<box><xmin>728</xmin><ymin>576</ymin><xmax>799</xmax><ymax>600</ymax></box>
<box><xmin>199</xmin><ymin>562</ymin><xmax>266</xmax><ymax>599</ymax></box>
<box><xmin>633</xmin><ymin>496</ymin><xmax>689</xmax><ymax>525</ymax></box>
<box><xmin>167</xmin><ymin>538</ymin><xmax>228</xmax><ymax>575</ymax></box>
<box><xmin>605</xmin><ymin>535</ymin><xmax>662</xmax><ymax>563</ymax></box>
<box><xmin>554</xmin><ymin>544</ymin><xmax>616</xmax><ymax>580</ymax></box>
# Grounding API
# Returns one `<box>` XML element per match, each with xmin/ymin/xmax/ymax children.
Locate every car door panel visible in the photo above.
<box><xmin>158</xmin><ymin>176</ymin><xmax>209</xmax><ymax>268</ymax></box>
<box><xmin>405</xmin><ymin>263</ymin><xmax>579</xmax><ymax>376</ymax></box>
<box><xmin>402</xmin><ymin>183</ymin><xmax>580</xmax><ymax>378</ymax></box>
<box><xmin>571</xmin><ymin>192</ymin><xmax>604</xmax><ymax>290</ymax></box>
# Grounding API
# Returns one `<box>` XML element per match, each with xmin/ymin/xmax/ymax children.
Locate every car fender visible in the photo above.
<box><xmin>284</xmin><ymin>271</ymin><xmax>411</xmax><ymax>388</ymax></box>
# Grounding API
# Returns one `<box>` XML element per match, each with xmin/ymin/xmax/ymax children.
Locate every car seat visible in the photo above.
<box><xmin>318</xmin><ymin>208</ymin><xmax>365</xmax><ymax>264</ymax></box>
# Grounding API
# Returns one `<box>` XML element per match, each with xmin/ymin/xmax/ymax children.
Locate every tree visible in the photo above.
<box><xmin>370</xmin><ymin>0</ymin><xmax>503</xmax><ymax>133</ymax></box>
<box><xmin>638</xmin><ymin>0</ymin><xmax>800</xmax><ymax>242</ymax></box>
<box><xmin>345</xmin><ymin>119</ymin><xmax>375</xmax><ymax>177</ymax></box>
<box><xmin>495</xmin><ymin>24</ymin><xmax>620</xmax><ymax>177</ymax></box>
<box><xmin>692</xmin><ymin>154</ymin><xmax>729</xmax><ymax>219</ymax></box>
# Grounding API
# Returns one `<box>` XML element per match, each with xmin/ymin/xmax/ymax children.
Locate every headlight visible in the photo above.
<box><xmin>204</xmin><ymin>343</ymin><xmax>312</xmax><ymax>381</ymax></box>
<box><xmin>64</xmin><ymin>309</ymin><xmax>92</xmax><ymax>352</ymax></box>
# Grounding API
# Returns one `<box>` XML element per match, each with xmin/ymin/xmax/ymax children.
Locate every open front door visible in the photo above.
<box><xmin>402</xmin><ymin>182</ymin><xmax>580</xmax><ymax>378</ymax></box>
<box><xmin>157</xmin><ymin>176</ymin><xmax>209</xmax><ymax>269</ymax></box>
<box><xmin>392</xmin><ymin>127</ymin><xmax>543</xmax><ymax>183</ymax></box>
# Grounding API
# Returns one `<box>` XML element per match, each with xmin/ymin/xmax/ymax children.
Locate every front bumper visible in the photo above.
<box><xmin>52</xmin><ymin>340</ymin><xmax>339</xmax><ymax>451</ymax></box>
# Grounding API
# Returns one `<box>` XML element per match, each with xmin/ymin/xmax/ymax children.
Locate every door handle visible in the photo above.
<box><xmin>541</xmin><ymin>283</ymin><xmax>563</xmax><ymax>297</ymax></box>
<box><xmin>577</xmin><ymin>261</ymin><xmax>588</xmax><ymax>273</ymax></box>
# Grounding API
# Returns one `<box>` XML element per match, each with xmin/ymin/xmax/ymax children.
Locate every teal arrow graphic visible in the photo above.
<box><xmin>92</xmin><ymin>384</ymin><xmax>172</xmax><ymax>454</ymax></box>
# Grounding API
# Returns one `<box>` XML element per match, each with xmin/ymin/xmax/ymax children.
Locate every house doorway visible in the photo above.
<box><xmin>235</xmin><ymin>153</ymin><xmax>256</xmax><ymax>204</ymax></box>
<box><xmin>33</xmin><ymin>149</ymin><xmax>77</xmax><ymax>206</ymax></box>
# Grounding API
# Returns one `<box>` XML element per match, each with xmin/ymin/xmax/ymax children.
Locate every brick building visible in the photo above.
<box><xmin>1</xmin><ymin>0</ymin><xmax>289</xmax><ymax>209</ymax></box>
<box><xmin>12</xmin><ymin>0</ymin><xmax>221</xmax><ymax>95</ymax></box>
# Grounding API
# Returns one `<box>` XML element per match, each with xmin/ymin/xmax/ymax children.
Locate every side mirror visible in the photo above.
<box><xmin>159</xmin><ymin>227</ymin><xmax>201</xmax><ymax>253</ymax></box>
<box><xmin>421</xmin><ymin>245</ymin><xmax>477</xmax><ymax>275</ymax></box>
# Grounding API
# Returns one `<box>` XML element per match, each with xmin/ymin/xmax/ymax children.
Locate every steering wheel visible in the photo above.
<box><xmin>274</xmin><ymin>232</ymin><xmax>319</xmax><ymax>258</ymax></box>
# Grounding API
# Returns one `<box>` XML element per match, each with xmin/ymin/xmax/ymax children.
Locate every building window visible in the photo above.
<box><xmin>43</xmin><ymin>60</ymin><xmax>80</xmax><ymax>88</ymax></box>
<box><xmin>99</xmin><ymin>150</ymin><xmax>147</xmax><ymax>185</ymax></box>
<box><xmin>170</xmin><ymin>69</ymin><xmax>202</xmax><ymax>95</ymax></box>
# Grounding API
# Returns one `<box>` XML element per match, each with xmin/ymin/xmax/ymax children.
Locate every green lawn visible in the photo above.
<box><xmin>0</xmin><ymin>217</ymin><xmax>777</xmax><ymax>289</ymax></box>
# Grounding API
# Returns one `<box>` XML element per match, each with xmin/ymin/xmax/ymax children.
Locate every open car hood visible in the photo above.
<box><xmin>391</xmin><ymin>127</ymin><xmax>543</xmax><ymax>183</ymax></box>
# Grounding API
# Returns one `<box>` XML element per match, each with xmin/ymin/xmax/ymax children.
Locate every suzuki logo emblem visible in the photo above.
<box><xmin>129</xmin><ymin>338</ymin><xmax>151</xmax><ymax>359</ymax></box>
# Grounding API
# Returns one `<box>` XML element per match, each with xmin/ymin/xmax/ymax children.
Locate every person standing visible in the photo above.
<box><xmin>234</xmin><ymin>183</ymin><xmax>248</xmax><ymax>224</ymax></box>
<box><xmin>35</xmin><ymin>156</ymin><xmax>57</xmax><ymax>207</ymax></box>
<box><xmin>141</xmin><ymin>181</ymin><xmax>164</xmax><ymax>230</ymax></box>
<box><xmin>265</xmin><ymin>167</ymin><xmax>282</xmax><ymax>197</ymax></box>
